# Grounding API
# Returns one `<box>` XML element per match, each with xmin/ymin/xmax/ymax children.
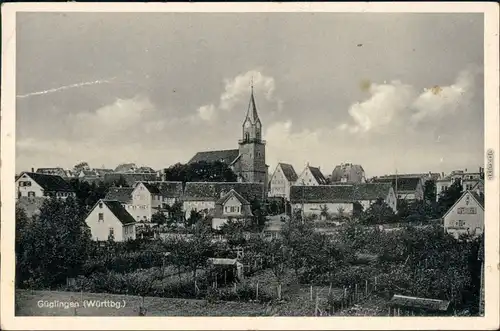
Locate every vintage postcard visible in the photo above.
<box><xmin>1</xmin><ymin>2</ymin><xmax>499</xmax><ymax>330</ymax></box>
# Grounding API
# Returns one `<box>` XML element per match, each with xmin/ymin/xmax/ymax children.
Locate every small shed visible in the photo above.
<box><xmin>207</xmin><ymin>258</ymin><xmax>244</xmax><ymax>282</ymax></box>
<box><xmin>388</xmin><ymin>294</ymin><xmax>451</xmax><ymax>316</ymax></box>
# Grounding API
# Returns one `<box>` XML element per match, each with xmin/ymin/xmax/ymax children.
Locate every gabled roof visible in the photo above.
<box><xmin>102</xmin><ymin>200</ymin><xmax>136</xmax><ymax>225</ymax></box>
<box><xmin>19</xmin><ymin>172</ymin><xmax>74</xmax><ymax>192</ymax></box>
<box><xmin>278</xmin><ymin>163</ymin><xmax>298</xmax><ymax>182</ymax></box>
<box><xmin>103</xmin><ymin>173</ymin><xmax>157</xmax><ymax>186</ymax></box>
<box><xmin>331</xmin><ymin>164</ymin><xmax>365</xmax><ymax>182</ymax></box>
<box><xmin>135</xmin><ymin>166</ymin><xmax>156</xmax><ymax>174</ymax></box>
<box><xmin>215</xmin><ymin>189</ymin><xmax>250</xmax><ymax>206</ymax></box>
<box><xmin>105</xmin><ymin>187</ymin><xmax>134</xmax><ymax>203</ymax></box>
<box><xmin>183</xmin><ymin>182</ymin><xmax>264</xmax><ymax>202</ymax></box>
<box><xmin>389</xmin><ymin>294</ymin><xmax>450</xmax><ymax>312</ymax></box>
<box><xmin>372</xmin><ymin>176</ymin><xmax>422</xmax><ymax>192</ymax></box>
<box><xmin>36</xmin><ymin>168</ymin><xmax>67</xmax><ymax>177</ymax></box>
<box><xmin>298</xmin><ymin>165</ymin><xmax>327</xmax><ymax>185</ymax></box>
<box><xmin>115</xmin><ymin>163</ymin><xmax>137</xmax><ymax>173</ymax></box>
<box><xmin>188</xmin><ymin>149</ymin><xmax>240</xmax><ymax>165</ymax></box>
<box><xmin>139</xmin><ymin>181</ymin><xmax>184</xmax><ymax>198</ymax></box>
<box><xmin>443</xmin><ymin>190</ymin><xmax>485</xmax><ymax>219</ymax></box>
<box><xmin>290</xmin><ymin>183</ymin><xmax>392</xmax><ymax>203</ymax></box>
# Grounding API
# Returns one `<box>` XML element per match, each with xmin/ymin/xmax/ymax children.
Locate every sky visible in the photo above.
<box><xmin>15</xmin><ymin>12</ymin><xmax>485</xmax><ymax>178</ymax></box>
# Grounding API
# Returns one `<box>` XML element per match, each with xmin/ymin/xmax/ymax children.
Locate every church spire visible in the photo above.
<box><xmin>245</xmin><ymin>82</ymin><xmax>260</xmax><ymax>124</ymax></box>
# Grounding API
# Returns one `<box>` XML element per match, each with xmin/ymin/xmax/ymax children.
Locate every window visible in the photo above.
<box><xmin>27</xmin><ymin>191</ymin><xmax>35</xmax><ymax>197</ymax></box>
<box><xmin>245</xmin><ymin>132</ymin><xmax>250</xmax><ymax>141</ymax></box>
<box><xmin>109</xmin><ymin>227</ymin><xmax>114</xmax><ymax>236</ymax></box>
<box><xmin>99</xmin><ymin>202</ymin><xmax>103</xmax><ymax>209</ymax></box>
<box><xmin>98</xmin><ymin>213</ymin><xmax>104</xmax><ymax>222</ymax></box>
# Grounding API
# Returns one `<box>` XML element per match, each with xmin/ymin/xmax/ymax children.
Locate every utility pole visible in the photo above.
<box><xmin>301</xmin><ymin>179</ymin><xmax>305</xmax><ymax>223</ymax></box>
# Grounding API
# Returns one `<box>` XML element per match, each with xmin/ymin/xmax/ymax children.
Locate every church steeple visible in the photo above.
<box><xmin>242</xmin><ymin>84</ymin><xmax>262</xmax><ymax>142</ymax></box>
<box><xmin>245</xmin><ymin>81</ymin><xmax>260</xmax><ymax>125</ymax></box>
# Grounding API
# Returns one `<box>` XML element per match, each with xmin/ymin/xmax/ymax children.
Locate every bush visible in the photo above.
<box><xmin>83</xmin><ymin>251</ymin><xmax>164</xmax><ymax>275</ymax></box>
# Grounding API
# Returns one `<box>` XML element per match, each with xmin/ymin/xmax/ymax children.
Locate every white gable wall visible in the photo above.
<box><xmin>296</xmin><ymin>167</ymin><xmax>320</xmax><ymax>186</ymax></box>
<box><xmin>16</xmin><ymin>174</ymin><xmax>45</xmax><ymax>198</ymax></box>
<box><xmin>444</xmin><ymin>192</ymin><xmax>484</xmax><ymax>239</ymax></box>
<box><xmin>269</xmin><ymin>165</ymin><xmax>294</xmax><ymax>199</ymax></box>
<box><xmin>85</xmin><ymin>201</ymin><xmax>135</xmax><ymax>242</ymax></box>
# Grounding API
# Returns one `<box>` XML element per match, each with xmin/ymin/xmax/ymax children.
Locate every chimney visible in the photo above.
<box><xmin>31</xmin><ymin>167</ymin><xmax>34</xmax><ymax>172</ymax></box>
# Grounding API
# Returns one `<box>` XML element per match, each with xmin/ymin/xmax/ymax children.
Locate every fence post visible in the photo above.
<box><xmin>310</xmin><ymin>285</ymin><xmax>313</xmax><ymax>301</ymax></box>
<box><xmin>355</xmin><ymin>283</ymin><xmax>358</xmax><ymax>302</ymax></box>
<box><xmin>234</xmin><ymin>282</ymin><xmax>237</xmax><ymax>293</ymax></box>
<box><xmin>256</xmin><ymin>281</ymin><xmax>259</xmax><ymax>301</ymax></box>
<box><xmin>328</xmin><ymin>283</ymin><xmax>332</xmax><ymax>296</ymax></box>
<box><xmin>374</xmin><ymin>276</ymin><xmax>377</xmax><ymax>291</ymax></box>
<box><xmin>365</xmin><ymin>279</ymin><xmax>368</xmax><ymax>297</ymax></box>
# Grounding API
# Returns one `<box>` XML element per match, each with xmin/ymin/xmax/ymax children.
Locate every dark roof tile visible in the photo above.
<box><xmin>279</xmin><ymin>163</ymin><xmax>298</xmax><ymax>182</ymax></box>
<box><xmin>21</xmin><ymin>172</ymin><xmax>74</xmax><ymax>192</ymax></box>
<box><xmin>308</xmin><ymin>166</ymin><xmax>328</xmax><ymax>185</ymax></box>
<box><xmin>290</xmin><ymin>183</ymin><xmax>392</xmax><ymax>203</ymax></box>
<box><xmin>188</xmin><ymin>149</ymin><xmax>239</xmax><ymax>165</ymax></box>
<box><xmin>103</xmin><ymin>200</ymin><xmax>136</xmax><ymax>225</ymax></box>
<box><xmin>140</xmin><ymin>181</ymin><xmax>183</xmax><ymax>198</ymax></box>
<box><xmin>372</xmin><ymin>176</ymin><xmax>422</xmax><ymax>192</ymax></box>
<box><xmin>183</xmin><ymin>182</ymin><xmax>264</xmax><ymax>202</ymax></box>
<box><xmin>105</xmin><ymin>187</ymin><xmax>134</xmax><ymax>203</ymax></box>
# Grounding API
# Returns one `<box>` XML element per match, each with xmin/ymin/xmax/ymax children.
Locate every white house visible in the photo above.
<box><xmin>104</xmin><ymin>181</ymin><xmax>183</xmax><ymax>223</ymax></box>
<box><xmin>290</xmin><ymin>183</ymin><xmax>397</xmax><ymax>218</ymax></box>
<box><xmin>182</xmin><ymin>182</ymin><xmax>264</xmax><ymax>220</ymax></box>
<box><xmin>294</xmin><ymin>164</ymin><xmax>328</xmax><ymax>186</ymax></box>
<box><xmin>443</xmin><ymin>190</ymin><xmax>484</xmax><ymax>240</ymax></box>
<box><xmin>84</xmin><ymin>199</ymin><xmax>136</xmax><ymax>242</ymax></box>
<box><xmin>15</xmin><ymin>172</ymin><xmax>75</xmax><ymax>199</ymax></box>
<box><xmin>211</xmin><ymin>189</ymin><xmax>254</xmax><ymax>230</ymax></box>
<box><xmin>268</xmin><ymin>163</ymin><xmax>298</xmax><ymax>200</ymax></box>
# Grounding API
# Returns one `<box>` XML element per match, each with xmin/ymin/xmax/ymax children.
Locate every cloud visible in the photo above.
<box><xmin>196</xmin><ymin>69</ymin><xmax>283</xmax><ymax>122</ymax></box>
<box><xmin>339</xmin><ymin>66</ymin><xmax>482</xmax><ymax>133</ymax></box>
<box><xmin>69</xmin><ymin>95</ymin><xmax>163</xmax><ymax>139</ymax></box>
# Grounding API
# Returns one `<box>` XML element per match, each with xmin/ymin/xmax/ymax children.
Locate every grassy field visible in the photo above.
<box><xmin>16</xmin><ymin>290</ymin><xmax>271</xmax><ymax>316</ymax></box>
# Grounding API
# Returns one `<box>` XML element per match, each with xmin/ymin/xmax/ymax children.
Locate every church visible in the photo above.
<box><xmin>188</xmin><ymin>87</ymin><xmax>269</xmax><ymax>184</ymax></box>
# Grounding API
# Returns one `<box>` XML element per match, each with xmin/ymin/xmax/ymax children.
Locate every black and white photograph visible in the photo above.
<box><xmin>1</xmin><ymin>2</ymin><xmax>499</xmax><ymax>330</ymax></box>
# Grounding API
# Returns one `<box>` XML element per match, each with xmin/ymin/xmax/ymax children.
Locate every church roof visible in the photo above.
<box><xmin>188</xmin><ymin>149</ymin><xmax>240</xmax><ymax>165</ymax></box>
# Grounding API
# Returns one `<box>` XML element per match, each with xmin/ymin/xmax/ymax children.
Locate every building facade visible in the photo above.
<box><xmin>295</xmin><ymin>164</ymin><xmax>328</xmax><ymax>186</ymax></box>
<box><xmin>330</xmin><ymin>163</ymin><xmax>366</xmax><ymax>184</ymax></box>
<box><xmin>84</xmin><ymin>199</ymin><xmax>136</xmax><ymax>242</ymax></box>
<box><xmin>15</xmin><ymin>172</ymin><xmax>76</xmax><ymax>199</ymax></box>
<box><xmin>268</xmin><ymin>163</ymin><xmax>298</xmax><ymax>200</ymax></box>
<box><xmin>443</xmin><ymin>190</ymin><xmax>484</xmax><ymax>239</ymax></box>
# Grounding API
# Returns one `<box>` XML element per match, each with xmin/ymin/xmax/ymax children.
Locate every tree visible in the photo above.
<box><xmin>362</xmin><ymin>198</ymin><xmax>396</xmax><ymax>224</ymax></box>
<box><xmin>352</xmin><ymin>201</ymin><xmax>364</xmax><ymax>220</ymax></box>
<box><xmin>263</xmin><ymin>238</ymin><xmax>289</xmax><ymax>300</ymax></box>
<box><xmin>219</xmin><ymin>218</ymin><xmax>247</xmax><ymax>250</ymax></box>
<box><xmin>437</xmin><ymin>181</ymin><xmax>463</xmax><ymax>217</ymax></box>
<box><xmin>73</xmin><ymin>162</ymin><xmax>90</xmax><ymax>173</ymax></box>
<box><xmin>249</xmin><ymin>199</ymin><xmax>267</xmax><ymax>231</ymax></box>
<box><xmin>424</xmin><ymin>180</ymin><xmax>437</xmax><ymax>203</ymax></box>
<box><xmin>281</xmin><ymin>218</ymin><xmax>317</xmax><ymax>279</ymax></box>
<box><xmin>17</xmin><ymin>197</ymin><xmax>92</xmax><ymax>288</ymax></box>
<box><xmin>186</xmin><ymin>210</ymin><xmax>203</xmax><ymax>228</ymax></box>
<box><xmin>163</xmin><ymin>161</ymin><xmax>237</xmax><ymax>183</ymax></box>
<box><xmin>319</xmin><ymin>205</ymin><xmax>329</xmax><ymax>220</ymax></box>
<box><xmin>184</xmin><ymin>225</ymin><xmax>214</xmax><ymax>289</ymax></box>
<box><xmin>151</xmin><ymin>211</ymin><xmax>167</xmax><ymax>225</ymax></box>
<box><xmin>167</xmin><ymin>201</ymin><xmax>184</xmax><ymax>224</ymax></box>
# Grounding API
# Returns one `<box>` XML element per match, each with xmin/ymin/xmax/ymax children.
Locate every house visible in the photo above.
<box><xmin>376</xmin><ymin>172</ymin><xmax>440</xmax><ymax>184</ymax></box>
<box><xmin>104</xmin><ymin>181</ymin><xmax>183</xmax><ymax>223</ymax></box>
<box><xmin>262</xmin><ymin>217</ymin><xmax>285</xmax><ymax>240</ymax></box>
<box><xmin>103</xmin><ymin>173</ymin><xmax>157</xmax><ymax>186</ymax></box>
<box><xmin>135</xmin><ymin>166</ymin><xmax>157</xmax><ymax>174</ymax></box>
<box><xmin>188</xmin><ymin>87</ymin><xmax>269</xmax><ymax>184</ymax></box>
<box><xmin>295</xmin><ymin>164</ymin><xmax>328</xmax><ymax>186</ymax></box>
<box><xmin>290</xmin><ymin>183</ymin><xmax>396</xmax><ymax>218</ymax></box>
<box><xmin>182</xmin><ymin>182</ymin><xmax>264</xmax><ymax>219</ymax></box>
<box><xmin>330</xmin><ymin>163</ymin><xmax>366</xmax><ymax>184</ymax></box>
<box><xmin>84</xmin><ymin>199</ymin><xmax>136</xmax><ymax>242</ymax></box>
<box><xmin>15</xmin><ymin>172</ymin><xmax>75</xmax><ymax>199</ymax></box>
<box><xmin>35</xmin><ymin>167</ymin><xmax>68</xmax><ymax>178</ymax></box>
<box><xmin>436</xmin><ymin>168</ymin><xmax>484</xmax><ymax>201</ymax></box>
<box><xmin>443</xmin><ymin>190</ymin><xmax>484</xmax><ymax>240</ymax></box>
<box><xmin>372</xmin><ymin>176</ymin><xmax>424</xmax><ymax>202</ymax></box>
<box><xmin>94</xmin><ymin>168</ymin><xmax>114</xmax><ymax>177</ymax></box>
<box><xmin>472</xmin><ymin>179</ymin><xmax>484</xmax><ymax>195</ymax></box>
<box><xmin>268</xmin><ymin>163</ymin><xmax>298</xmax><ymax>200</ymax></box>
<box><xmin>115</xmin><ymin>163</ymin><xmax>137</xmax><ymax>173</ymax></box>
<box><xmin>211</xmin><ymin>189</ymin><xmax>254</xmax><ymax>230</ymax></box>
